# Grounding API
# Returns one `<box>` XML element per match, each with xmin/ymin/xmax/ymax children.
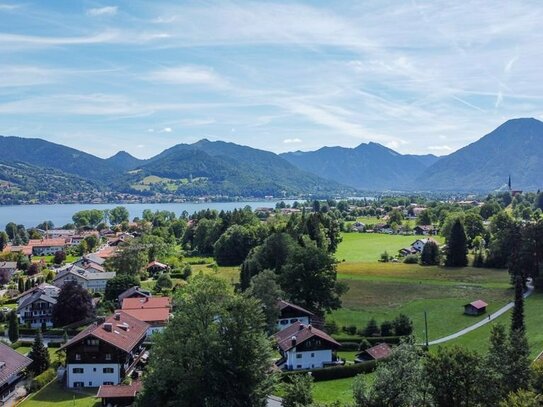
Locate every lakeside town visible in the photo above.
<box><xmin>1</xmin><ymin>189</ymin><xmax>543</xmax><ymax>406</ymax></box>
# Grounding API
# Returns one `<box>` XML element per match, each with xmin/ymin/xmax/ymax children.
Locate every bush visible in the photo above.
<box><xmin>282</xmin><ymin>360</ymin><xmax>377</xmax><ymax>382</ymax></box>
<box><xmin>393</xmin><ymin>314</ymin><xmax>413</xmax><ymax>336</ymax></box>
<box><xmin>380</xmin><ymin>320</ymin><xmax>394</xmax><ymax>337</ymax></box>
<box><xmin>323</xmin><ymin>320</ymin><xmax>339</xmax><ymax>335</ymax></box>
<box><xmin>19</xmin><ymin>328</ymin><xmax>38</xmax><ymax>336</ymax></box>
<box><xmin>344</xmin><ymin>325</ymin><xmax>357</xmax><ymax>336</ymax></box>
<box><xmin>358</xmin><ymin>338</ymin><xmax>372</xmax><ymax>351</ymax></box>
<box><xmin>403</xmin><ymin>254</ymin><xmax>418</xmax><ymax>264</ymax></box>
<box><xmin>380</xmin><ymin>251</ymin><xmax>391</xmax><ymax>262</ymax></box>
<box><xmin>362</xmin><ymin>318</ymin><xmax>380</xmax><ymax>337</ymax></box>
<box><xmin>28</xmin><ymin>368</ymin><xmax>56</xmax><ymax>392</ymax></box>
<box><xmin>46</xmin><ymin>342</ymin><xmax>62</xmax><ymax>348</ymax></box>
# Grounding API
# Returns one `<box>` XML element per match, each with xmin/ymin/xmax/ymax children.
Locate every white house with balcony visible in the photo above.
<box><xmin>276</xmin><ymin>300</ymin><xmax>314</xmax><ymax>331</ymax></box>
<box><xmin>16</xmin><ymin>283</ymin><xmax>60</xmax><ymax>328</ymax></box>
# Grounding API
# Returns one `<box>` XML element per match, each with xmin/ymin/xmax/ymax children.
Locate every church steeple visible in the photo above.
<box><xmin>508</xmin><ymin>175</ymin><xmax>512</xmax><ymax>191</ymax></box>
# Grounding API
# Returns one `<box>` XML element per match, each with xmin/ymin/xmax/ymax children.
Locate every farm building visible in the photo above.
<box><xmin>464</xmin><ymin>300</ymin><xmax>488</xmax><ymax>316</ymax></box>
<box><xmin>355</xmin><ymin>343</ymin><xmax>393</xmax><ymax>363</ymax></box>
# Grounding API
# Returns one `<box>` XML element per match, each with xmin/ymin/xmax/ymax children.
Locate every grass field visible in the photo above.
<box><xmin>336</xmin><ymin>232</ymin><xmax>443</xmax><ymax>263</ymax></box>
<box><xmin>20</xmin><ymin>382</ymin><xmax>99</xmax><ymax>407</ymax></box>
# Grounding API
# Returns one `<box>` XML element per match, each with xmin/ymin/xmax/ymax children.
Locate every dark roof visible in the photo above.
<box><xmin>361</xmin><ymin>343</ymin><xmax>392</xmax><ymax>360</ymax></box>
<box><xmin>465</xmin><ymin>300</ymin><xmax>488</xmax><ymax>309</ymax></box>
<box><xmin>60</xmin><ymin>311</ymin><xmax>148</xmax><ymax>353</ymax></box>
<box><xmin>274</xmin><ymin>322</ymin><xmax>340</xmax><ymax>352</ymax></box>
<box><xmin>18</xmin><ymin>290</ymin><xmax>57</xmax><ymax>310</ymax></box>
<box><xmin>97</xmin><ymin>380</ymin><xmax>142</xmax><ymax>398</ymax></box>
<box><xmin>0</xmin><ymin>342</ymin><xmax>32</xmax><ymax>387</ymax></box>
<box><xmin>117</xmin><ymin>286</ymin><xmax>152</xmax><ymax>303</ymax></box>
<box><xmin>278</xmin><ymin>300</ymin><xmax>314</xmax><ymax>317</ymax></box>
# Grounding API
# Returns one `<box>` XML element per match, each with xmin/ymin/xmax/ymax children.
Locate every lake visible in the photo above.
<box><xmin>0</xmin><ymin>200</ymin><xmax>297</xmax><ymax>229</ymax></box>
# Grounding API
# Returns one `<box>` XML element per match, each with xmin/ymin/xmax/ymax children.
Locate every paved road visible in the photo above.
<box><xmin>428</xmin><ymin>281</ymin><xmax>534</xmax><ymax>346</ymax></box>
<box><xmin>267</xmin><ymin>396</ymin><xmax>283</xmax><ymax>407</ymax></box>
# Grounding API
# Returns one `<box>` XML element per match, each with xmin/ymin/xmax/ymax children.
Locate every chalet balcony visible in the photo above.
<box><xmin>83</xmin><ymin>346</ymin><xmax>100</xmax><ymax>353</ymax></box>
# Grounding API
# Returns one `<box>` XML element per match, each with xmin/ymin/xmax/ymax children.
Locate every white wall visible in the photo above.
<box><xmin>66</xmin><ymin>363</ymin><xmax>120</xmax><ymax>388</ymax></box>
<box><xmin>285</xmin><ymin>349</ymin><xmax>332</xmax><ymax>370</ymax></box>
<box><xmin>276</xmin><ymin>316</ymin><xmax>310</xmax><ymax>331</ymax></box>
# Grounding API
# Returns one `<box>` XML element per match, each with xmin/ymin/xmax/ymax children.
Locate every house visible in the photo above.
<box><xmin>46</xmin><ymin>229</ymin><xmax>76</xmax><ymax>239</ymax></box>
<box><xmin>355</xmin><ymin>343</ymin><xmax>392</xmax><ymax>363</ymax></box>
<box><xmin>146</xmin><ymin>261</ymin><xmax>169</xmax><ymax>276</ymax></box>
<box><xmin>0</xmin><ymin>342</ymin><xmax>32</xmax><ymax>404</ymax></box>
<box><xmin>411</xmin><ymin>238</ymin><xmax>438</xmax><ymax>252</ymax></box>
<box><xmin>414</xmin><ymin>225</ymin><xmax>437</xmax><ymax>236</ymax></box>
<box><xmin>117</xmin><ymin>286</ymin><xmax>152</xmax><ymax>305</ymax></box>
<box><xmin>0</xmin><ymin>261</ymin><xmax>17</xmax><ymax>284</ymax></box>
<box><xmin>275</xmin><ymin>322</ymin><xmax>341</xmax><ymax>370</ymax></box>
<box><xmin>59</xmin><ymin>311</ymin><xmax>148</xmax><ymax>388</ymax></box>
<box><xmin>96</xmin><ymin>380</ymin><xmax>142</xmax><ymax>407</ymax></box>
<box><xmin>53</xmin><ymin>267</ymin><xmax>116</xmax><ymax>293</ymax></box>
<box><xmin>28</xmin><ymin>238</ymin><xmax>66</xmax><ymax>256</ymax></box>
<box><xmin>351</xmin><ymin>222</ymin><xmax>365</xmax><ymax>233</ymax></box>
<box><xmin>121</xmin><ymin>297</ymin><xmax>171</xmax><ymax>336</ymax></box>
<box><xmin>464</xmin><ymin>300</ymin><xmax>488</xmax><ymax>316</ymax></box>
<box><xmin>17</xmin><ymin>283</ymin><xmax>60</xmax><ymax>328</ymax></box>
<box><xmin>74</xmin><ymin>254</ymin><xmax>106</xmax><ymax>273</ymax></box>
<box><xmin>277</xmin><ymin>300</ymin><xmax>314</xmax><ymax>331</ymax></box>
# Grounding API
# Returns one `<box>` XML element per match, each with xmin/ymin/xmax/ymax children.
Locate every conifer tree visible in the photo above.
<box><xmin>28</xmin><ymin>331</ymin><xmax>50</xmax><ymax>375</ymax></box>
<box><xmin>445</xmin><ymin>219</ymin><xmax>468</xmax><ymax>267</ymax></box>
<box><xmin>8</xmin><ymin>310</ymin><xmax>19</xmax><ymax>343</ymax></box>
<box><xmin>511</xmin><ymin>275</ymin><xmax>525</xmax><ymax>333</ymax></box>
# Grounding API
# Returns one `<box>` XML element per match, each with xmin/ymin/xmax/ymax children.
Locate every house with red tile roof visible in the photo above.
<box><xmin>0</xmin><ymin>342</ymin><xmax>32</xmax><ymax>403</ymax></box>
<box><xmin>97</xmin><ymin>380</ymin><xmax>142</xmax><ymax>406</ymax></box>
<box><xmin>28</xmin><ymin>238</ymin><xmax>67</xmax><ymax>256</ymax></box>
<box><xmin>59</xmin><ymin>311</ymin><xmax>148</xmax><ymax>388</ymax></box>
<box><xmin>355</xmin><ymin>343</ymin><xmax>393</xmax><ymax>363</ymax></box>
<box><xmin>274</xmin><ymin>322</ymin><xmax>341</xmax><ymax>371</ymax></box>
<box><xmin>276</xmin><ymin>299</ymin><xmax>314</xmax><ymax>331</ymax></box>
<box><xmin>121</xmin><ymin>297</ymin><xmax>171</xmax><ymax>336</ymax></box>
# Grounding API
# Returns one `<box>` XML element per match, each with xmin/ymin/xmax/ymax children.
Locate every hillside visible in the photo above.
<box><xmin>281</xmin><ymin>142</ymin><xmax>437</xmax><ymax>190</ymax></box>
<box><xmin>123</xmin><ymin>139</ymin><xmax>349</xmax><ymax>197</ymax></box>
<box><xmin>105</xmin><ymin>151</ymin><xmax>143</xmax><ymax>171</ymax></box>
<box><xmin>416</xmin><ymin>118</ymin><xmax>543</xmax><ymax>191</ymax></box>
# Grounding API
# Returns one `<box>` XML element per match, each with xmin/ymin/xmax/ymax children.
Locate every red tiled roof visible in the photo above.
<box><xmin>0</xmin><ymin>342</ymin><xmax>32</xmax><ymax>387</ymax></box>
<box><xmin>122</xmin><ymin>308</ymin><xmax>170</xmax><ymax>324</ymax></box>
<box><xmin>147</xmin><ymin>260</ymin><xmax>168</xmax><ymax>269</ymax></box>
<box><xmin>28</xmin><ymin>238</ymin><xmax>66</xmax><ymax>247</ymax></box>
<box><xmin>467</xmin><ymin>300</ymin><xmax>488</xmax><ymax>309</ymax></box>
<box><xmin>60</xmin><ymin>311</ymin><xmax>148</xmax><ymax>353</ymax></box>
<box><xmin>8</xmin><ymin>245</ymin><xmax>33</xmax><ymax>255</ymax></box>
<box><xmin>274</xmin><ymin>322</ymin><xmax>340</xmax><ymax>352</ymax></box>
<box><xmin>278</xmin><ymin>299</ymin><xmax>314</xmax><ymax>317</ymax></box>
<box><xmin>122</xmin><ymin>297</ymin><xmax>170</xmax><ymax>310</ymax></box>
<box><xmin>97</xmin><ymin>380</ymin><xmax>142</xmax><ymax>398</ymax></box>
<box><xmin>364</xmin><ymin>343</ymin><xmax>392</xmax><ymax>360</ymax></box>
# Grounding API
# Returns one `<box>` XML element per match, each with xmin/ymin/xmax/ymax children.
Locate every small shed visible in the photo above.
<box><xmin>97</xmin><ymin>381</ymin><xmax>142</xmax><ymax>406</ymax></box>
<box><xmin>464</xmin><ymin>300</ymin><xmax>488</xmax><ymax>316</ymax></box>
<box><xmin>355</xmin><ymin>343</ymin><xmax>393</xmax><ymax>363</ymax></box>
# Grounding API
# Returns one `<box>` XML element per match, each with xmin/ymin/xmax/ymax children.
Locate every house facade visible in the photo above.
<box><xmin>117</xmin><ymin>286</ymin><xmax>152</xmax><ymax>305</ymax></box>
<box><xmin>53</xmin><ymin>267</ymin><xmax>115</xmax><ymax>293</ymax></box>
<box><xmin>0</xmin><ymin>261</ymin><xmax>16</xmax><ymax>284</ymax></box>
<box><xmin>121</xmin><ymin>297</ymin><xmax>171</xmax><ymax>337</ymax></box>
<box><xmin>275</xmin><ymin>322</ymin><xmax>340</xmax><ymax>370</ymax></box>
<box><xmin>17</xmin><ymin>283</ymin><xmax>60</xmax><ymax>328</ymax></box>
<box><xmin>60</xmin><ymin>311</ymin><xmax>148</xmax><ymax>388</ymax></box>
<box><xmin>276</xmin><ymin>300</ymin><xmax>314</xmax><ymax>331</ymax></box>
<box><xmin>28</xmin><ymin>239</ymin><xmax>66</xmax><ymax>256</ymax></box>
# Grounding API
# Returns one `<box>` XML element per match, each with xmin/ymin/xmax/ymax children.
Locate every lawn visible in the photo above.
<box><xmin>336</xmin><ymin>232</ymin><xmax>443</xmax><ymax>263</ymax></box>
<box><xmin>331</xmin><ymin>262</ymin><xmax>512</xmax><ymax>340</ymax></box>
<box><xmin>20</xmin><ymin>381</ymin><xmax>99</xmax><ymax>407</ymax></box>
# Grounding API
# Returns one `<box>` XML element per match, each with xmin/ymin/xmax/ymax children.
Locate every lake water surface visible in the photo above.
<box><xmin>0</xmin><ymin>200</ymin><xmax>296</xmax><ymax>229</ymax></box>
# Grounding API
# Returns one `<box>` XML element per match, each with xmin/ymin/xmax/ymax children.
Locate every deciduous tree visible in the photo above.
<box><xmin>52</xmin><ymin>281</ymin><xmax>95</xmax><ymax>327</ymax></box>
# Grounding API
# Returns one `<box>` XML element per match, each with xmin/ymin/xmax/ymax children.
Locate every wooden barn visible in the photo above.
<box><xmin>464</xmin><ymin>300</ymin><xmax>488</xmax><ymax>316</ymax></box>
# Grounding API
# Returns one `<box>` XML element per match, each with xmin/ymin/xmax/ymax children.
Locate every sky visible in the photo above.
<box><xmin>1</xmin><ymin>1</ymin><xmax>542</xmax><ymax>158</ymax></box>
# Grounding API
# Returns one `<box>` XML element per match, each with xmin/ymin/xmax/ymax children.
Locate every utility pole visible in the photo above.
<box><xmin>424</xmin><ymin>311</ymin><xmax>429</xmax><ymax>348</ymax></box>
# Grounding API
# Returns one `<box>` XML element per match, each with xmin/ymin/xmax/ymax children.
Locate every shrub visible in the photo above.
<box><xmin>281</xmin><ymin>360</ymin><xmax>377</xmax><ymax>382</ymax></box>
<box><xmin>28</xmin><ymin>368</ymin><xmax>56</xmax><ymax>392</ymax></box>
<box><xmin>362</xmin><ymin>318</ymin><xmax>380</xmax><ymax>337</ymax></box>
<box><xmin>380</xmin><ymin>320</ymin><xmax>394</xmax><ymax>337</ymax></box>
<box><xmin>358</xmin><ymin>338</ymin><xmax>372</xmax><ymax>351</ymax></box>
<box><xmin>403</xmin><ymin>254</ymin><xmax>418</xmax><ymax>264</ymax></box>
<box><xmin>393</xmin><ymin>314</ymin><xmax>413</xmax><ymax>336</ymax></box>
<box><xmin>344</xmin><ymin>325</ymin><xmax>357</xmax><ymax>336</ymax></box>
<box><xmin>323</xmin><ymin>320</ymin><xmax>339</xmax><ymax>335</ymax></box>
<box><xmin>380</xmin><ymin>251</ymin><xmax>390</xmax><ymax>262</ymax></box>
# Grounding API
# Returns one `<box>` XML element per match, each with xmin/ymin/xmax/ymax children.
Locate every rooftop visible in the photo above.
<box><xmin>0</xmin><ymin>342</ymin><xmax>32</xmax><ymax>387</ymax></box>
<box><xmin>122</xmin><ymin>297</ymin><xmax>170</xmax><ymax>310</ymax></box>
<box><xmin>274</xmin><ymin>322</ymin><xmax>340</xmax><ymax>352</ymax></box>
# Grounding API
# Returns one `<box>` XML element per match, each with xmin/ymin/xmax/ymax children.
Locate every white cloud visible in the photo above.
<box><xmin>87</xmin><ymin>6</ymin><xmax>118</xmax><ymax>17</ymax></box>
<box><xmin>428</xmin><ymin>145</ymin><xmax>453</xmax><ymax>151</ymax></box>
<box><xmin>0</xmin><ymin>31</ymin><xmax>118</xmax><ymax>47</ymax></box>
<box><xmin>0</xmin><ymin>3</ymin><xmax>20</xmax><ymax>10</ymax></box>
<box><xmin>283</xmin><ymin>138</ymin><xmax>302</xmax><ymax>144</ymax></box>
<box><xmin>147</xmin><ymin>66</ymin><xmax>227</xmax><ymax>87</ymax></box>
<box><xmin>160</xmin><ymin>127</ymin><xmax>172</xmax><ymax>133</ymax></box>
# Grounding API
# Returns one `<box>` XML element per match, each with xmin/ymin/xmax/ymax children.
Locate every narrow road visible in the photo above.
<box><xmin>428</xmin><ymin>281</ymin><xmax>534</xmax><ymax>346</ymax></box>
<box><xmin>267</xmin><ymin>396</ymin><xmax>283</xmax><ymax>407</ymax></box>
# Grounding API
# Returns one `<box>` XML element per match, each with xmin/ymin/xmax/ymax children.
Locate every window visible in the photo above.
<box><xmin>89</xmin><ymin>382</ymin><xmax>92</xmax><ymax>386</ymax></box>
<box><xmin>105</xmin><ymin>353</ymin><xmax>112</xmax><ymax>361</ymax></box>
<box><xmin>75</xmin><ymin>354</ymin><xmax>81</xmax><ymax>361</ymax></box>
<box><xmin>280</xmin><ymin>320</ymin><xmax>288</xmax><ymax>325</ymax></box>
<box><xmin>86</xmin><ymin>339</ymin><xmax>99</xmax><ymax>346</ymax></box>
<box><xmin>311</xmin><ymin>353</ymin><xmax>315</xmax><ymax>358</ymax></box>
<box><xmin>296</xmin><ymin>354</ymin><xmax>302</xmax><ymax>359</ymax></box>
<box><xmin>72</xmin><ymin>368</ymin><xmax>84</xmax><ymax>374</ymax></box>
<box><xmin>290</xmin><ymin>319</ymin><xmax>298</xmax><ymax>323</ymax></box>
<box><xmin>93</xmin><ymin>368</ymin><xmax>96</xmax><ymax>372</ymax></box>
<box><xmin>73</xmin><ymin>382</ymin><xmax>84</xmax><ymax>388</ymax></box>
<box><xmin>103</xmin><ymin>368</ymin><xmax>114</xmax><ymax>374</ymax></box>
<box><xmin>296</xmin><ymin>365</ymin><xmax>302</xmax><ymax>369</ymax></box>
<box><xmin>103</xmin><ymin>381</ymin><xmax>114</xmax><ymax>385</ymax></box>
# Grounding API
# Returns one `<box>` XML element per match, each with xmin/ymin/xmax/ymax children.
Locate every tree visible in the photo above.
<box><xmin>425</xmin><ymin>346</ymin><xmax>488</xmax><ymax>407</ymax></box>
<box><xmin>499</xmin><ymin>390</ymin><xmax>541</xmax><ymax>407</ymax></box>
<box><xmin>137</xmin><ymin>274</ymin><xmax>274</xmax><ymax>407</ymax></box>
<box><xmin>72</xmin><ymin>209</ymin><xmax>104</xmax><ymax>228</ymax></box>
<box><xmin>365</xmin><ymin>341</ymin><xmax>427</xmax><ymax>407</ymax></box>
<box><xmin>507</xmin><ymin>328</ymin><xmax>531</xmax><ymax>394</ymax></box>
<box><xmin>279</xmin><ymin>245</ymin><xmax>347</xmax><ymax>315</ymax></box>
<box><xmin>105</xmin><ymin>274</ymin><xmax>140</xmax><ymax>302</ymax></box>
<box><xmin>511</xmin><ymin>275</ymin><xmax>525</xmax><ymax>332</ymax></box>
<box><xmin>420</xmin><ymin>240</ymin><xmax>440</xmax><ymax>266</ymax></box>
<box><xmin>445</xmin><ymin>219</ymin><xmax>468</xmax><ymax>267</ymax></box>
<box><xmin>155</xmin><ymin>273</ymin><xmax>173</xmax><ymax>292</ymax></box>
<box><xmin>245</xmin><ymin>270</ymin><xmax>284</xmax><ymax>335</ymax></box>
<box><xmin>5</xmin><ymin>222</ymin><xmax>17</xmax><ymax>240</ymax></box>
<box><xmin>84</xmin><ymin>235</ymin><xmax>99</xmax><ymax>252</ymax></box>
<box><xmin>362</xmin><ymin>318</ymin><xmax>379</xmax><ymax>337</ymax></box>
<box><xmin>214</xmin><ymin>225</ymin><xmax>258</xmax><ymax>266</ymax></box>
<box><xmin>52</xmin><ymin>281</ymin><xmax>95</xmax><ymax>327</ymax></box>
<box><xmin>283</xmin><ymin>373</ymin><xmax>314</xmax><ymax>407</ymax></box>
<box><xmin>27</xmin><ymin>263</ymin><xmax>40</xmax><ymax>276</ymax></box>
<box><xmin>393</xmin><ymin>314</ymin><xmax>413</xmax><ymax>336</ymax></box>
<box><xmin>8</xmin><ymin>310</ymin><xmax>19</xmax><ymax>343</ymax></box>
<box><xmin>352</xmin><ymin>374</ymin><xmax>369</xmax><ymax>407</ymax></box>
<box><xmin>106</xmin><ymin>240</ymin><xmax>148</xmax><ymax>276</ymax></box>
<box><xmin>17</xmin><ymin>277</ymin><xmax>25</xmax><ymax>293</ymax></box>
<box><xmin>0</xmin><ymin>231</ymin><xmax>8</xmax><ymax>251</ymax></box>
<box><xmin>486</xmin><ymin>324</ymin><xmax>510</xmax><ymax>403</ymax></box>
<box><xmin>109</xmin><ymin>206</ymin><xmax>130</xmax><ymax>225</ymax></box>
<box><xmin>28</xmin><ymin>331</ymin><xmax>50</xmax><ymax>375</ymax></box>
<box><xmin>53</xmin><ymin>251</ymin><xmax>66</xmax><ymax>265</ymax></box>
<box><xmin>417</xmin><ymin>210</ymin><xmax>433</xmax><ymax>226</ymax></box>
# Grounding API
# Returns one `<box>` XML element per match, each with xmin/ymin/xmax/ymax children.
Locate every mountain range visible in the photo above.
<box><xmin>0</xmin><ymin>117</ymin><xmax>541</xmax><ymax>201</ymax></box>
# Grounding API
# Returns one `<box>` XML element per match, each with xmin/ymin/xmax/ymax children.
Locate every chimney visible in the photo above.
<box><xmin>291</xmin><ymin>336</ymin><xmax>297</xmax><ymax>347</ymax></box>
<box><xmin>103</xmin><ymin>322</ymin><xmax>112</xmax><ymax>332</ymax></box>
<box><xmin>114</xmin><ymin>312</ymin><xmax>121</xmax><ymax>321</ymax></box>
<box><xmin>299</xmin><ymin>324</ymin><xmax>304</xmax><ymax>331</ymax></box>
<box><xmin>308</xmin><ymin>324</ymin><xmax>312</xmax><ymax>331</ymax></box>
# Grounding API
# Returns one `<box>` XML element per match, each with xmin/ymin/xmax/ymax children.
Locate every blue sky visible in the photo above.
<box><xmin>1</xmin><ymin>1</ymin><xmax>542</xmax><ymax>158</ymax></box>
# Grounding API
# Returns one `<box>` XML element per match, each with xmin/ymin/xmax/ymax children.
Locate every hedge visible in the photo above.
<box><xmin>29</xmin><ymin>368</ymin><xmax>56</xmax><ymax>392</ymax></box>
<box><xmin>47</xmin><ymin>342</ymin><xmax>62</xmax><ymax>348</ymax></box>
<box><xmin>10</xmin><ymin>341</ymin><xmax>22</xmax><ymax>349</ymax></box>
<box><xmin>19</xmin><ymin>328</ymin><xmax>38</xmax><ymax>335</ymax></box>
<box><xmin>334</xmin><ymin>335</ymin><xmax>403</xmax><ymax>346</ymax></box>
<box><xmin>282</xmin><ymin>360</ymin><xmax>378</xmax><ymax>382</ymax></box>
